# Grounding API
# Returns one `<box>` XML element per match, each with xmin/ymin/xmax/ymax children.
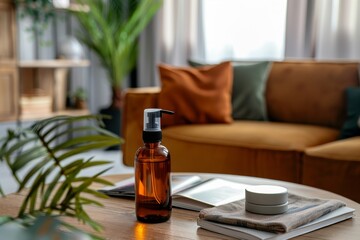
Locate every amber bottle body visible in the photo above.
<box><xmin>135</xmin><ymin>142</ymin><xmax>171</xmax><ymax>223</ymax></box>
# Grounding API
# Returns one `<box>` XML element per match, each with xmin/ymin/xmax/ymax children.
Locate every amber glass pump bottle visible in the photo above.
<box><xmin>135</xmin><ymin>108</ymin><xmax>174</xmax><ymax>223</ymax></box>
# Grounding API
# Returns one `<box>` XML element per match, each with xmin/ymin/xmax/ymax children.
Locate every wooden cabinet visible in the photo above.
<box><xmin>0</xmin><ymin>67</ymin><xmax>18</xmax><ymax>121</ymax></box>
<box><xmin>0</xmin><ymin>0</ymin><xmax>16</xmax><ymax>62</ymax></box>
<box><xmin>18</xmin><ymin>60</ymin><xmax>90</xmax><ymax>120</ymax></box>
<box><xmin>0</xmin><ymin>0</ymin><xmax>18</xmax><ymax>121</ymax></box>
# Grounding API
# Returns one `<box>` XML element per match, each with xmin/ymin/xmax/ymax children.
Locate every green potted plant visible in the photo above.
<box><xmin>71</xmin><ymin>0</ymin><xmax>163</xmax><ymax>136</ymax></box>
<box><xmin>0</xmin><ymin>115</ymin><xmax>123</xmax><ymax>239</ymax></box>
<box><xmin>73</xmin><ymin>87</ymin><xmax>87</xmax><ymax>109</ymax></box>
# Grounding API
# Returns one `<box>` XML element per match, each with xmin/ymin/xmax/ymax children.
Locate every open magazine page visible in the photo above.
<box><xmin>172</xmin><ymin>178</ymin><xmax>249</xmax><ymax>211</ymax></box>
<box><xmin>171</xmin><ymin>175</ymin><xmax>202</xmax><ymax>194</ymax></box>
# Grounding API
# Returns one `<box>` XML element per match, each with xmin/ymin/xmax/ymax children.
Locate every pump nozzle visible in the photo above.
<box><xmin>143</xmin><ymin>108</ymin><xmax>174</xmax><ymax>142</ymax></box>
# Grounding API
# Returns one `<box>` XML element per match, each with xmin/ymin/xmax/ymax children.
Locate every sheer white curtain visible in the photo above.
<box><xmin>315</xmin><ymin>0</ymin><xmax>360</xmax><ymax>59</ymax></box>
<box><xmin>285</xmin><ymin>0</ymin><xmax>360</xmax><ymax>60</ymax></box>
<box><xmin>137</xmin><ymin>0</ymin><xmax>204</xmax><ymax>87</ymax></box>
<box><xmin>285</xmin><ymin>0</ymin><xmax>317</xmax><ymax>58</ymax></box>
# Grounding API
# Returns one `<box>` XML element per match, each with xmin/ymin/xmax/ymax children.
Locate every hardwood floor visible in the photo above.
<box><xmin>0</xmin><ymin>150</ymin><xmax>133</xmax><ymax>195</ymax></box>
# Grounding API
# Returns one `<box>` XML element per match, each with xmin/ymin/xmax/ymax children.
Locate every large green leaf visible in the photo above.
<box><xmin>19</xmin><ymin>159</ymin><xmax>51</xmax><ymax>190</ymax></box>
<box><xmin>0</xmin><ymin>115</ymin><xmax>123</xmax><ymax>237</ymax></box>
<box><xmin>11</xmin><ymin>146</ymin><xmax>47</xmax><ymax>172</ymax></box>
<box><xmin>72</xmin><ymin>0</ymin><xmax>163</xmax><ymax>87</ymax></box>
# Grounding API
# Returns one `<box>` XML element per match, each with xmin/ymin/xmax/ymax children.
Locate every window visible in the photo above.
<box><xmin>202</xmin><ymin>0</ymin><xmax>287</xmax><ymax>61</ymax></box>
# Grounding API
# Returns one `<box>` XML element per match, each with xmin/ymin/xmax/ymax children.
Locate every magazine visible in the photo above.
<box><xmin>197</xmin><ymin>206</ymin><xmax>354</xmax><ymax>240</ymax></box>
<box><xmin>98</xmin><ymin>175</ymin><xmax>249</xmax><ymax>211</ymax></box>
<box><xmin>172</xmin><ymin>178</ymin><xmax>248</xmax><ymax>211</ymax></box>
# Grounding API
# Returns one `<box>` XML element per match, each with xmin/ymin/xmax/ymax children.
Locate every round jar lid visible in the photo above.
<box><xmin>245</xmin><ymin>201</ymin><xmax>288</xmax><ymax>215</ymax></box>
<box><xmin>245</xmin><ymin>185</ymin><xmax>288</xmax><ymax>206</ymax></box>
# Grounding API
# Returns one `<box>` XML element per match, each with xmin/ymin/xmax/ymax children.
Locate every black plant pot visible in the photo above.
<box><xmin>99</xmin><ymin>107</ymin><xmax>122</xmax><ymax>150</ymax></box>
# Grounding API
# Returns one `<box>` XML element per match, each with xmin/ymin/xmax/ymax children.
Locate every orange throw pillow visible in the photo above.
<box><xmin>158</xmin><ymin>61</ymin><xmax>233</xmax><ymax>127</ymax></box>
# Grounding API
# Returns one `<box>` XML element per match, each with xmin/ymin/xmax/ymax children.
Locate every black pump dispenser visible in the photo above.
<box><xmin>142</xmin><ymin>109</ymin><xmax>174</xmax><ymax>143</ymax></box>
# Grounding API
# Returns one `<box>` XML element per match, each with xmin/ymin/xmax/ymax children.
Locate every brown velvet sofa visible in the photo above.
<box><xmin>121</xmin><ymin>61</ymin><xmax>360</xmax><ymax>203</ymax></box>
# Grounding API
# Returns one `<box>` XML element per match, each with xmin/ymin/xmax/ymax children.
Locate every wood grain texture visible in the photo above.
<box><xmin>0</xmin><ymin>67</ymin><xmax>18</xmax><ymax>120</ymax></box>
<box><xmin>0</xmin><ymin>0</ymin><xmax>18</xmax><ymax>121</ymax></box>
<box><xmin>0</xmin><ymin>173</ymin><xmax>359</xmax><ymax>239</ymax></box>
<box><xmin>0</xmin><ymin>0</ymin><xmax>16</xmax><ymax>62</ymax></box>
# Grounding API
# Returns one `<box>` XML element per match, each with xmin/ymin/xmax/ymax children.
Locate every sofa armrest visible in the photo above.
<box><xmin>122</xmin><ymin>87</ymin><xmax>160</xmax><ymax>167</ymax></box>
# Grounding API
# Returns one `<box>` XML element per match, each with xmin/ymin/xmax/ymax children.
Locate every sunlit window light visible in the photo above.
<box><xmin>202</xmin><ymin>0</ymin><xmax>287</xmax><ymax>62</ymax></box>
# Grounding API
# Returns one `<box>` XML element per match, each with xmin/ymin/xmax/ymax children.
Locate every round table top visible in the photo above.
<box><xmin>0</xmin><ymin>173</ymin><xmax>359</xmax><ymax>239</ymax></box>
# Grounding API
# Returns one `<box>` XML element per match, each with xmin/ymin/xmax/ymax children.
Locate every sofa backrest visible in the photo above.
<box><xmin>266</xmin><ymin>61</ymin><xmax>360</xmax><ymax>129</ymax></box>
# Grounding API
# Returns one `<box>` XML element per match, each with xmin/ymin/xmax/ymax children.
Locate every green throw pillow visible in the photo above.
<box><xmin>339</xmin><ymin>87</ymin><xmax>360</xmax><ymax>139</ymax></box>
<box><xmin>188</xmin><ymin>60</ymin><xmax>271</xmax><ymax>120</ymax></box>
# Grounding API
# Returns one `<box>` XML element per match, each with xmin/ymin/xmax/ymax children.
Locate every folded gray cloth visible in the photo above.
<box><xmin>199</xmin><ymin>193</ymin><xmax>345</xmax><ymax>233</ymax></box>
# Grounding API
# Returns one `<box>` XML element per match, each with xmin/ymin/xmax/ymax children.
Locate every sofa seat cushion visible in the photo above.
<box><xmin>303</xmin><ymin>137</ymin><xmax>360</xmax><ymax>203</ymax></box>
<box><xmin>305</xmin><ymin>136</ymin><xmax>360</xmax><ymax>161</ymax></box>
<box><xmin>163</xmin><ymin>121</ymin><xmax>336</xmax><ymax>183</ymax></box>
<box><xmin>163</xmin><ymin>121</ymin><xmax>339</xmax><ymax>152</ymax></box>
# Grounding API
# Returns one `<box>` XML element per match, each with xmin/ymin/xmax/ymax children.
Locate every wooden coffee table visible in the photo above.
<box><xmin>0</xmin><ymin>173</ymin><xmax>359</xmax><ymax>239</ymax></box>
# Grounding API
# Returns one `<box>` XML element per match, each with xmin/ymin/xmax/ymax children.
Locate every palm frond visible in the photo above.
<box><xmin>0</xmin><ymin>115</ymin><xmax>123</xmax><ymax>234</ymax></box>
<box><xmin>72</xmin><ymin>0</ymin><xmax>163</xmax><ymax>87</ymax></box>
